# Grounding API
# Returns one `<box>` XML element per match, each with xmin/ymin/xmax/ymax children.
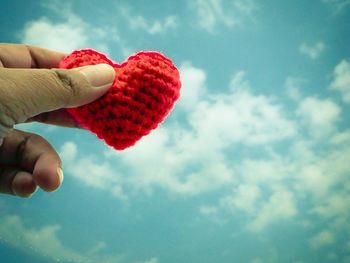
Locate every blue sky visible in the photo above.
<box><xmin>1</xmin><ymin>0</ymin><xmax>350</xmax><ymax>262</ymax></box>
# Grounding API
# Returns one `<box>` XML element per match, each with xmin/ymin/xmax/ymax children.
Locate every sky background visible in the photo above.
<box><xmin>1</xmin><ymin>0</ymin><xmax>350</xmax><ymax>262</ymax></box>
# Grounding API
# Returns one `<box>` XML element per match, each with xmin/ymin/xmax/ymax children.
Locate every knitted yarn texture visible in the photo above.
<box><xmin>59</xmin><ymin>49</ymin><xmax>181</xmax><ymax>150</ymax></box>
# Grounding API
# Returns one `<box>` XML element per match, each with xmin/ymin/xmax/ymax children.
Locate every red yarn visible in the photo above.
<box><xmin>59</xmin><ymin>49</ymin><xmax>181</xmax><ymax>150</ymax></box>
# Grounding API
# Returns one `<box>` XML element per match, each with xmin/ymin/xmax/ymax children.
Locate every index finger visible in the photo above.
<box><xmin>0</xmin><ymin>43</ymin><xmax>66</xmax><ymax>69</ymax></box>
<box><xmin>0</xmin><ymin>129</ymin><xmax>63</xmax><ymax>193</ymax></box>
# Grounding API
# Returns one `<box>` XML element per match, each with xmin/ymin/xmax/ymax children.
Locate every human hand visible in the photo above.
<box><xmin>0</xmin><ymin>44</ymin><xmax>115</xmax><ymax>197</ymax></box>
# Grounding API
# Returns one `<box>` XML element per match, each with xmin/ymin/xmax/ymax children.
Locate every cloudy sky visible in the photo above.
<box><xmin>1</xmin><ymin>0</ymin><xmax>350</xmax><ymax>262</ymax></box>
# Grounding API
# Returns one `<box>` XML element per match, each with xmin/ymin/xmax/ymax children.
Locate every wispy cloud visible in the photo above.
<box><xmin>285</xmin><ymin>77</ymin><xmax>305</xmax><ymax>101</ymax></box>
<box><xmin>296</xmin><ymin>97</ymin><xmax>341</xmax><ymax>138</ymax></box>
<box><xmin>0</xmin><ymin>214</ymin><xmax>161</xmax><ymax>263</ymax></box>
<box><xmin>0</xmin><ymin>215</ymin><xmax>100</xmax><ymax>262</ymax></box>
<box><xmin>60</xmin><ymin>141</ymin><xmax>128</xmax><ymax>201</ymax></box>
<box><xmin>200</xmin><ymin>134</ymin><xmax>350</xmax><ymax>233</ymax></box>
<box><xmin>299</xmin><ymin>41</ymin><xmax>325</xmax><ymax>60</ymax></box>
<box><xmin>330</xmin><ymin>59</ymin><xmax>350</xmax><ymax>103</ymax></box>
<box><xmin>220</xmin><ymin>184</ymin><xmax>261</xmax><ymax>214</ymax></box>
<box><xmin>309</xmin><ymin>230</ymin><xmax>335</xmax><ymax>249</ymax></box>
<box><xmin>121</xmin><ymin>6</ymin><xmax>178</xmax><ymax>35</ymax></box>
<box><xmin>189</xmin><ymin>0</ymin><xmax>257</xmax><ymax>33</ymax></box>
<box><xmin>247</xmin><ymin>189</ymin><xmax>297</xmax><ymax>232</ymax></box>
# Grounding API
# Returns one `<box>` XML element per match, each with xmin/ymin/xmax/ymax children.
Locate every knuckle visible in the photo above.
<box><xmin>52</xmin><ymin>70</ymin><xmax>82</xmax><ymax>106</ymax></box>
<box><xmin>0</xmin><ymin>103</ymin><xmax>15</xmax><ymax>139</ymax></box>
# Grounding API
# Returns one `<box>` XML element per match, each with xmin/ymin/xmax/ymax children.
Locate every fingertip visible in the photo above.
<box><xmin>33</xmin><ymin>156</ymin><xmax>63</xmax><ymax>192</ymax></box>
<box><xmin>33</xmin><ymin>167</ymin><xmax>62</xmax><ymax>192</ymax></box>
<box><xmin>12</xmin><ymin>172</ymin><xmax>38</xmax><ymax>198</ymax></box>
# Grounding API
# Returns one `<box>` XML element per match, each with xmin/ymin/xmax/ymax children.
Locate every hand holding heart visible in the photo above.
<box><xmin>0</xmin><ymin>44</ymin><xmax>181</xmax><ymax>198</ymax></box>
<box><xmin>59</xmin><ymin>49</ymin><xmax>181</xmax><ymax>150</ymax></box>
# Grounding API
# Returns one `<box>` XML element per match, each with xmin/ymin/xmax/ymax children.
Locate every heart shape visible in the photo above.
<box><xmin>58</xmin><ymin>49</ymin><xmax>181</xmax><ymax>150</ymax></box>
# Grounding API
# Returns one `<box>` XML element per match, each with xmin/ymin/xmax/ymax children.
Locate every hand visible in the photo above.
<box><xmin>0</xmin><ymin>44</ymin><xmax>115</xmax><ymax>198</ymax></box>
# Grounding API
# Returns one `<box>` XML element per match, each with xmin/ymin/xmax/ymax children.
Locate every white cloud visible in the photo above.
<box><xmin>238</xmin><ymin>157</ymin><xmax>292</xmax><ymax>186</ymax></box>
<box><xmin>21</xmin><ymin>16</ymin><xmax>89</xmax><ymax>53</ymax></box>
<box><xmin>121</xmin><ymin>7</ymin><xmax>178</xmax><ymax>34</ymax></box>
<box><xmin>199</xmin><ymin>205</ymin><xmax>219</xmax><ymax>216</ymax></box>
<box><xmin>309</xmin><ymin>230</ymin><xmax>335</xmax><ymax>249</ymax></box>
<box><xmin>234</xmin><ymin>0</ymin><xmax>257</xmax><ymax>14</ymax></box>
<box><xmin>200</xmin><ymin>136</ymin><xmax>350</xmax><ymax>232</ymax></box>
<box><xmin>296</xmin><ymin>165</ymin><xmax>332</xmax><ymax>198</ymax></box>
<box><xmin>220</xmin><ymin>184</ymin><xmax>261</xmax><ymax>214</ymax></box>
<box><xmin>0</xmin><ymin>214</ymin><xmax>160</xmax><ymax>263</ymax></box>
<box><xmin>189</xmin><ymin>0</ymin><xmax>257</xmax><ymax>33</ymax></box>
<box><xmin>229</xmin><ymin>70</ymin><xmax>250</xmax><ymax>91</ymax></box>
<box><xmin>0</xmin><ymin>215</ymin><xmax>85</xmax><ymax>262</ymax></box>
<box><xmin>110</xmin><ymin>127</ymin><xmax>235</xmax><ymax>196</ymax></box>
<box><xmin>311</xmin><ymin>193</ymin><xmax>350</xmax><ymax>219</ymax></box>
<box><xmin>55</xmin><ymin>58</ymin><xmax>350</xmax><ymax>240</ymax></box>
<box><xmin>114</xmin><ymin>70</ymin><xmax>295</xmax><ymax>195</ymax></box>
<box><xmin>331</xmin><ymin>130</ymin><xmax>350</xmax><ymax>144</ymax></box>
<box><xmin>61</xmin><ymin>67</ymin><xmax>296</xmax><ymax>198</ymax></box>
<box><xmin>297</xmin><ymin>97</ymin><xmax>341</xmax><ymax>138</ymax></box>
<box><xmin>178</xmin><ymin>63</ymin><xmax>207</xmax><ymax>111</ymax></box>
<box><xmin>190</xmin><ymin>0</ymin><xmax>235</xmax><ymax>32</ymax></box>
<box><xmin>20</xmin><ymin>2</ymin><xmax>130</xmax><ymax>56</ymax></box>
<box><xmin>330</xmin><ymin>59</ymin><xmax>350</xmax><ymax>103</ymax></box>
<box><xmin>291</xmin><ymin>135</ymin><xmax>350</xmax><ymax>201</ymax></box>
<box><xmin>188</xmin><ymin>71</ymin><xmax>296</xmax><ymax>148</ymax></box>
<box><xmin>299</xmin><ymin>41</ymin><xmax>325</xmax><ymax>60</ymax></box>
<box><xmin>60</xmin><ymin>141</ymin><xmax>77</xmax><ymax>161</ymax></box>
<box><xmin>60</xmin><ymin>142</ymin><xmax>128</xmax><ymax>200</ymax></box>
<box><xmin>247</xmin><ymin>189</ymin><xmax>297</xmax><ymax>232</ymax></box>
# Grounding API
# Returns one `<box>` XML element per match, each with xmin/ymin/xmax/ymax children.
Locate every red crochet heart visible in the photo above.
<box><xmin>58</xmin><ymin>49</ymin><xmax>181</xmax><ymax>150</ymax></box>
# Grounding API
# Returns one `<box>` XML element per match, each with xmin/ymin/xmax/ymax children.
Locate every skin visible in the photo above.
<box><xmin>0</xmin><ymin>44</ymin><xmax>115</xmax><ymax>197</ymax></box>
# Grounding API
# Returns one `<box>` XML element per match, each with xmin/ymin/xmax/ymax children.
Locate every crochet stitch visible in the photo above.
<box><xmin>59</xmin><ymin>49</ymin><xmax>181</xmax><ymax>150</ymax></box>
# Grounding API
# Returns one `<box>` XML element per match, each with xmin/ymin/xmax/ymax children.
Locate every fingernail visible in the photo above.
<box><xmin>78</xmin><ymin>64</ymin><xmax>115</xmax><ymax>89</ymax></box>
<box><xmin>57</xmin><ymin>168</ymin><xmax>64</xmax><ymax>185</ymax></box>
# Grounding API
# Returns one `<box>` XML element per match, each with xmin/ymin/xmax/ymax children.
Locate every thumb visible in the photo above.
<box><xmin>0</xmin><ymin>64</ymin><xmax>115</xmax><ymax>125</ymax></box>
